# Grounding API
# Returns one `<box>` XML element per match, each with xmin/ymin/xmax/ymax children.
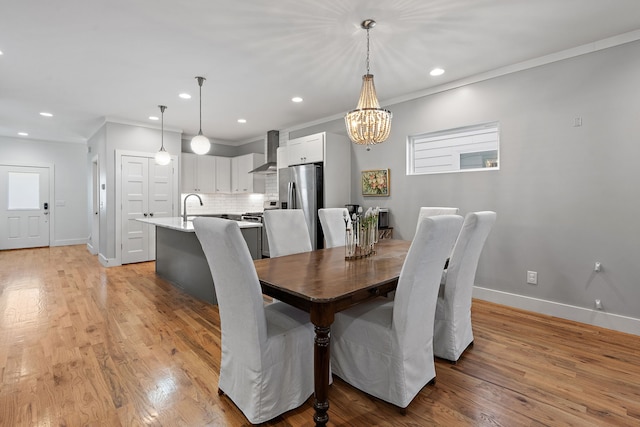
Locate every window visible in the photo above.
<box><xmin>8</xmin><ymin>172</ymin><xmax>40</xmax><ymax>210</ymax></box>
<box><xmin>407</xmin><ymin>122</ymin><xmax>499</xmax><ymax>175</ymax></box>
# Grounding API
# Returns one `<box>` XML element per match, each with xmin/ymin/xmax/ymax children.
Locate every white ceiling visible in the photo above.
<box><xmin>2</xmin><ymin>0</ymin><xmax>640</xmax><ymax>145</ymax></box>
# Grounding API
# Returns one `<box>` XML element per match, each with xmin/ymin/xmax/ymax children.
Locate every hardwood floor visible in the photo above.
<box><xmin>1</xmin><ymin>245</ymin><xmax>639</xmax><ymax>426</ymax></box>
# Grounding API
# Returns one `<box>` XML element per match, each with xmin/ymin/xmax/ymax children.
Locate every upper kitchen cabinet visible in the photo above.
<box><xmin>287</xmin><ymin>133</ymin><xmax>324</xmax><ymax>166</ymax></box>
<box><xmin>232</xmin><ymin>153</ymin><xmax>265</xmax><ymax>194</ymax></box>
<box><xmin>285</xmin><ymin>132</ymin><xmax>351</xmax><ymax>208</ymax></box>
<box><xmin>214</xmin><ymin>156</ymin><xmax>231</xmax><ymax>193</ymax></box>
<box><xmin>181</xmin><ymin>153</ymin><xmax>215</xmax><ymax>193</ymax></box>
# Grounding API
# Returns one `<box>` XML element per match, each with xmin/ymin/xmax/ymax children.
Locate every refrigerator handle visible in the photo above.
<box><xmin>287</xmin><ymin>182</ymin><xmax>294</xmax><ymax>209</ymax></box>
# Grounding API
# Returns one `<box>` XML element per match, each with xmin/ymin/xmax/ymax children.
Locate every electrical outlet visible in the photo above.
<box><xmin>527</xmin><ymin>271</ymin><xmax>538</xmax><ymax>285</ymax></box>
<box><xmin>595</xmin><ymin>299</ymin><xmax>603</xmax><ymax>310</ymax></box>
<box><xmin>594</xmin><ymin>261</ymin><xmax>601</xmax><ymax>272</ymax></box>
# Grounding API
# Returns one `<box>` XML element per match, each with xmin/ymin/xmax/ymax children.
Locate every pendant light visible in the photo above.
<box><xmin>345</xmin><ymin>19</ymin><xmax>392</xmax><ymax>151</ymax></box>
<box><xmin>154</xmin><ymin>105</ymin><xmax>171</xmax><ymax>166</ymax></box>
<box><xmin>190</xmin><ymin>76</ymin><xmax>211</xmax><ymax>155</ymax></box>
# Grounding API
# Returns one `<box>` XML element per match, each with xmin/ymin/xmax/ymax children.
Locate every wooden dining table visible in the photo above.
<box><xmin>253</xmin><ymin>239</ymin><xmax>412</xmax><ymax>426</ymax></box>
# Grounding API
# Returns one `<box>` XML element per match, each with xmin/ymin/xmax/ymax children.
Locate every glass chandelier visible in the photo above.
<box><xmin>345</xmin><ymin>19</ymin><xmax>392</xmax><ymax>150</ymax></box>
<box><xmin>154</xmin><ymin>105</ymin><xmax>171</xmax><ymax>165</ymax></box>
<box><xmin>191</xmin><ymin>76</ymin><xmax>211</xmax><ymax>155</ymax></box>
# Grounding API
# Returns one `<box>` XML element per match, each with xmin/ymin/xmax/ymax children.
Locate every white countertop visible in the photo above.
<box><xmin>136</xmin><ymin>217</ymin><xmax>262</xmax><ymax>232</ymax></box>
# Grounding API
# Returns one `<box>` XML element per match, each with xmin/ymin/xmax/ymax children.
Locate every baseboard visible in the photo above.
<box><xmin>473</xmin><ymin>286</ymin><xmax>640</xmax><ymax>337</ymax></box>
<box><xmin>52</xmin><ymin>238</ymin><xmax>87</xmax><ymax>247</ymax></box>
<box><xmin>98</xmin><ymin>254</ymin><xmax>118</xmax><ymax>267</ymax></box>
<box><xmin>87</xmin><ymin>242</ymin><xmax>97</xmax><ymax>255</ymax></box>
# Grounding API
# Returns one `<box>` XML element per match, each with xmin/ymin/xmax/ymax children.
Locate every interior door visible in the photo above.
<box><xmin>147</xmin><ymin>160</ymin><xmax>173</xmax><ymax>259</ymax></box>
<box><xmin>121</xmin><ymin>156</ymin><xmax>150</xmax><ymax>264</ymax></box>
<box><xmin>0</xmin><ymin>165</ymin><xmax>50</xmax><ymax>250</ymax></box>
<box><xmin>121</xmin><ymin>155</ymin><xmax>174</xmax><ymax>264</ymax></box>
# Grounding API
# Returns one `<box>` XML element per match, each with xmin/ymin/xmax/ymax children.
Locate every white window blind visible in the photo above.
<box><xmin>407</xmin><ymin>122</ymin><xmax>499</xmax><ymax>175</ymax></box>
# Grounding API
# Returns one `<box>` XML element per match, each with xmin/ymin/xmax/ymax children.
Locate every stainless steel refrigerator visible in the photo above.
<box><xmin>278</xmin><ymin>163</ymin><xmax>324</xmax><ymax>249</ymax></box>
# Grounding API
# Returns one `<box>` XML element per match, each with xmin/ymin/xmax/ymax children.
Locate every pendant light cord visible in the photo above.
<box><xmin>366</xmin><ymin>26</ymin><xmax>370</xmax><ymax>75</ymax></box>
<box><xmin>196</xmin><ymin>76</ymin><xmax>205</xmax><ymax>136</ymax></box>
<box><xmin>159</xmin><ymin>105</ymin><xmax>166</xmax><ymax>150</ymax></box>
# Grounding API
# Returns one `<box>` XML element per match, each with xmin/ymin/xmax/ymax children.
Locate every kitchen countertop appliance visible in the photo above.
<box><xmin>241</xmin><ymin>211</ymin><xmax>267</xmax><ymax>258</ymax></box>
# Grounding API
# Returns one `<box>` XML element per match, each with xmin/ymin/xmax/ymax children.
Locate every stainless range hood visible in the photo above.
<box><xmin>249</xmin><ymin>130</ymin><xmax>279</xmax><ymax>174</ymax></box>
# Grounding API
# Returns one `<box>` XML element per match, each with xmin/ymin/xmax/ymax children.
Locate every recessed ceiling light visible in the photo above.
<box><xmin>39</xmin><ymin>112</ymin><xmax>53</xmax><ymax>117</ymax></box>
<box><xmin>18</xmin><ymin>132</ymin><xmax>28</xmax><ymax>136</ymax></box>
<box><xmin>430</xmin><ymin>68</ymin><xmax>445</xmax><ymax>77</ymax></box>
<box><xmin>179</xmin><ymin>93</ymin><xmax>192</xmax><ymax>99</ymax></box>
<box><xmin>291</xmin><ymin>97</ymin><xmax>303</xmax><ymax>103</ymax></box>
<box><xmin>237</xmin><ymin>119</ymin><xmax>247</xmax><ymax>124</ymax></box>
<box><xmin>149</xmin><ymin>116</ymin><xmax>159</xmax><ymax>121</ymax></box>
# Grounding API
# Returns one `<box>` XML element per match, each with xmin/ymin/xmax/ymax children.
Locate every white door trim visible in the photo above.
<box><xmin>0</xmin><ymin>161</ymin><xmax>55</xmax><ymax>248</ymax></box>
<box><xmin>114</xmin><ymin>150</ymin><xmax>179</xmax><ymax>266</ymax></box>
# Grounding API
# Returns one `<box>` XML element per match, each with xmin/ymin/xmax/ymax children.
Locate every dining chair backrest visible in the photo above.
<box><xmin>434</xmin><ymin>211</ymin><xmax>496</xmax><ymax>361</ymax></box>
<box><xmin>193</xmin><ymin>217</ymin><xmax>316</xmax><ymax>423</ymax></box>
<box><xmin>330</xmin><ymin>214</ymin><xmax>463</xmax><ymax>409</ymax></box>
<box><xmin>394</xmin><ymin>215</ymin><xmax>464</xmax><ymax>346</ymax></box>
<box><xmin>415</xmin><ymin>207</ymin><xmax>460</xmax><ymax>235</ymax></box>
<box><xmin>263</xmin><ymin>209</ymin><xmax>313</xmax><ymax>257</ymax></box>
<box><xmin>318</xmin><ymin>208</ymin><xmax>349</xmax><ymax>248</ymax></box>
<box><xmin>193</xmin><ymin>218</ymin><xmax>267</xmax><ymax>360</ymax></box>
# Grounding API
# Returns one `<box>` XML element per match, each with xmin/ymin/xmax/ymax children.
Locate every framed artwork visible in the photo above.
<box><xmin>361</xmin><ymin>169</ymin><xmax>390</xmax><ymax>197</ymax></box>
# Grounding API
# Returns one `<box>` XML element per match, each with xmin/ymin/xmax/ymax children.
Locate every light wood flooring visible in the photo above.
<box><xmin>1</xmin><ymin>245</ymin><xmax>639</xmax><ymax>426</ymax></box>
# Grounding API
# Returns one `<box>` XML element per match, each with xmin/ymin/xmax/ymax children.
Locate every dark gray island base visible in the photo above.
<box><xmin>156</xmin><ymin>226</ymin><xmax>217</xmax><ymax>304</ymax></box>
<box><xmin>138</xmin><ymin>217</ymin><xmax>262</xmax><ymax>305</ymax></box>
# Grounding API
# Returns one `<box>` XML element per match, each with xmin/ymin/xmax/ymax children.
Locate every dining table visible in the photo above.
<box><xmin>253</xmin><ymin>238</ymin><xmax>412</xmax><ymax>426</ymax></box>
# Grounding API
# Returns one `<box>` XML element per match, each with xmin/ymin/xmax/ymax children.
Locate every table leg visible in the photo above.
<box><xmin>313</xmin><ymin>324</ymin><xmax>330</xmax><ymax>426</ymax></box>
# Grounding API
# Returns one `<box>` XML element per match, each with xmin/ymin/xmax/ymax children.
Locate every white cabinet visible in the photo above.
<box><xmin>215</xmin><ymin>156</ymin><xmax>231</xmax><ymax>193</ymax></box>
<box><xmin>287</xmin><ymin>133</ymin><xmax>324</xmax><ymax>166</ymax></box>
<box><xmin>283</xmin><ymin>132</ymin><xmax>351</xmax><ymax>209</ymax></box>
<box><xmin>232</xmin><ymin>153</ymin><xmax>265</xmax><ymax>193</ymax></box>
<box><xmin>181</xmin><ymin>153</ymin><xmax>215</xmax><ymax>193</ymax></box>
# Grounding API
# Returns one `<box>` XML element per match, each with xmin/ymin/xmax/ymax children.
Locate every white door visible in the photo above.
<box><xmin>0</xmin><ymin>165</ymin><xmax>50</xmax><ymax>250</ymax></box>
<box><xmin>122</xmin><ymin>156</ymin><xmax>150</xmax><ymax>264</ymax></box>
<box><xmin>121</xmin><ymin>156</ymin><xmax>173</xmax><ymax>264</ymax></box>
<box><xmin>90</xmin><ymin>159</ymin><xmax>100</xmax><ymax>254</ymax></box>
<box><xmin>147</xmin><ymin>160</ymin><xmax>173</xmax><ymax>259</ymax></box>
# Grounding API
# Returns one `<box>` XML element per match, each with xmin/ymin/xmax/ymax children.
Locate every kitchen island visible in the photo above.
<box><xmin>137</xmin><ymin>217</ymin><xmax>262</xmax><ymax>304</ymax></box>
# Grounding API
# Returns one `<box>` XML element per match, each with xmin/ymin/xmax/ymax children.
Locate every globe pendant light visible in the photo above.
<box><xmin>154</xmin><ymin>105</ymin><xmax>171</xmax><ymax>166</ymax></box>
<box><xmin>191</xmin><ymin>76</ymin><xmax>211</xmax><ymax>155</ymax></box>
<box><xmin>345</xmin><ymin>19</ymin><xmax>392</xmax><ymax>151</ymax></box>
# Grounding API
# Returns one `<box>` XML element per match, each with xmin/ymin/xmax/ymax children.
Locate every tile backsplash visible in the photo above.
<box><xmin>181</xmin><ymin>193</ymin><xmax>265</xmax><ymax>215</ymax></box>
<box><xmin>181</xmin><ymin>175</ymin><xmax>278</xmax><ymax>215</ymax></box>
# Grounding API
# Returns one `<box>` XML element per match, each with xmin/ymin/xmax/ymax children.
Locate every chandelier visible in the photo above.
<box><xmin>345</xmin><ymin>19</ymin><xmax>392</xmax><ymax>150</ymax></box>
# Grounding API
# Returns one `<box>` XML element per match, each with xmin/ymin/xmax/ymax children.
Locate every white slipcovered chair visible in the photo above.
<box><xmin>434</xmin><ymin>211</ymin><xmax>496</xmax><ymax>362</ymax></box>
<box><xmin>330</xmin><ymin>215</ymin><xmax>463</xmax><ymax>409</ymax></box>
<box><xmin>415</xmin><ymin>207</ymin><xmax>459</xmax><ymax>234</ymax></box>
<box><xmin>192</xmin><ymin>217</ymin><xmax>315</xmax><ymax>424</ymax></box>
<box><xmin>263</xmin><ymin>209</ymin><xmax>312</xmax><ymax>257</ymax></box>
<box><xmin>318</xmin><ymin>208</ymin><xmax>349</xmax><ymax>248</ymax></box>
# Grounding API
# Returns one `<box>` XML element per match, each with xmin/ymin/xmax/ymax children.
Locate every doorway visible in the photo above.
<box><xmin>0</xmin><ymin>165</ymin><xmax>51</xmax><ymax>250</ymax></box>
<box><xmin>89</xmin><ymin>157</ymin><xmax>100</xmax><ymax>255</ymax></box>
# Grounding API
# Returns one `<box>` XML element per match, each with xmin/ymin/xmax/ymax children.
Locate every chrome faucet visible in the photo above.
<box><xmin>183</xmin><ymin>193</ymin><xmax>203</xmax><ymax>222</ymax></box>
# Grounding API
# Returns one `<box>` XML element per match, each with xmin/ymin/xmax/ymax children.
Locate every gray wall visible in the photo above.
<box><xmin>181</xmin><ymin>137</ymin><xmax>264</xmax><ymax>157</ymax></box>
<box><xmin>0</xmin><ymin>135</ymin><xmax>88</xmax><ymax>246</ymax></box>
<box><xmin>181</xmin><ymin>137</ymin><xmax>238</xmax><ymax>157</ymax></box>
<box><xmin>87</xmin><ymin>121</ymin><xmax>182</xmax><ymax>260</ymax></box>
<box><xmin>287</xmin><ymin>40</ymin><xmax>640</xmax><ymax>321</ymax></box>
